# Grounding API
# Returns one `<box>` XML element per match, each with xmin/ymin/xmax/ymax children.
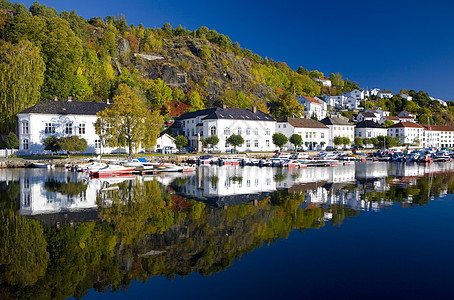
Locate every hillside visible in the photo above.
<box><xmin>0</xmin><ymin>0</ymin><xmax>453</xmax><ymax>135</ymax></box>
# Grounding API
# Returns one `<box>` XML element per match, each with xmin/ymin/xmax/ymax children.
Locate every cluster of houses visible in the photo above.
<box><xmin>14</xmin><ymin>96</ymin><xmax>454</xmax><ymax>155</ymax></box>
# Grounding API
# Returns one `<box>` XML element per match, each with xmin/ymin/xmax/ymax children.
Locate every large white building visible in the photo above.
<box><xmin>16</xmin><ymin>98</ymin><xmax>112</xmax><ymax>155</ymax></box>
<box><xmin>342</xmin><ymin>89</ymin><xmax>365</xmax><ymax>100</ymax></box>
<box><xmin>320</xmin><ymin>117</ymin><xmax>355</xmax><ymax>147</ymax></box>
<box><xmin>312</xmin><ymin>78</ymin><xmax>332</xmax><ymax>87</ymax></box>
<box><xmin>276</xmin><ymin>117</ymin><xmax>329</xmax><ymax>150</ymax></box>
<box><xmin>421</xmin><ymin>124</ymin><xmax>454</xmax><ymax>148</ymax></box>
<box><xmin>297</xmin><ymin>96</ymin><xmax>327</xmax><ymax>120</ymax></box>
<box><xmin>174</xmin><ymin>106</ymin><xmax>277</xmax><ymax>152</ymax></box>
<box><xmin>355</xmin><ymin>120</ymin><xmax>387</xmax><ymax>139</ymax></box>
<box><xmin>387</xmin><ymin>122</ymin><xmax>425</xmax><ymax>146</ymax></box>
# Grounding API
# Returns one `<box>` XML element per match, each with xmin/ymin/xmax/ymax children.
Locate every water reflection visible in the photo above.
<box><xmin>1</xmin><ymin>162</ymin><xmax>454</xmax><ymax>299</ymax></box>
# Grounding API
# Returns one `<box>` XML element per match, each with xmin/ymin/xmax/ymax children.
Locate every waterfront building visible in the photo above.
<box><xmin>421</xmin><ymin>124</ymin><xmax>454</xmax><ymax>148</ymax></box>
<box><xmin>276</xmin><ymin>117</ymin><xmax>329</xmax><ymax>150</ymax></box>
<box><xmin>174</xmin><ymin>106</ymin><xmax>277</xmax><ymax>152</ymax></box>
<box><xmin>355</xmin><ymin>120</ymin><xmax>387</xmax><ymax>139</ymax></box>
<box><xmin>16</xmin><ymin>97</ymin><xmax>112</xmax><ymax>155</ymax></box>
<box><xmin>387</xmin><ymin>122</ymin><xmax>425</xmax><ymax>146</ymax></box>
<box><xmin>319</xmin><ymin>117</ymin><xmax>355</xmax><ymax>147</ymax></box>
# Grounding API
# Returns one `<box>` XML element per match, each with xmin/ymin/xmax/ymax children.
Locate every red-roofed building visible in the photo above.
<box><xmin>421</xmin><ymin>124</ymin><xmax>454</xmax><ymax>148</ymax></box>
<box><xmin>297</xmin><ymin>96</ymin><xmax>327</xmax><ymax>120</ymax></box>
<box><xmin>387</xmin><ymin>122</ymin><xmax>425</xmax><ymax>146</ymax></box>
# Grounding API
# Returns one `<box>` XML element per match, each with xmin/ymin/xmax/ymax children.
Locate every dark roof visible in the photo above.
<box><xmin>359</xmin><ymin>112</ymin><xmax>377</xmax><ymax>118</ymax></box>
<box><xmin>421</xmin><ymin>124</ymin><xmax>454</xmax><ymax>131</ymax></box>
<box><xmin>356</xmin><ymin>120</ymin><xmax>385</xmax><ymax>128</ymax></box>
<box><xmin>174</xmin><ymin>108</ymin><xmax>217</xmax><ymax>121</ymax></box>
<box><xmin>17</xmin><ymin>99</ymin><xmax>109</xmax><ymax>115</ymax></box>
<box><xmin>206</xmin><ymin>108</ymin><xmax>275</xmax><ymax>121</ymax></box>
<box><xmin>281</xmin><ymin>117</ymin><xmax>328</xmax><ymax>129</ymax></box>
<box><xmin>320</xmin><ymin>117</ymin><xmax>353</xmax><ymax>126</ymax></box>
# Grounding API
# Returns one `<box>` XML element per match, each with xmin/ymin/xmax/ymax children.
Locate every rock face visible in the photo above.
<box><xmin>119</xmin><ymin>36</ymin><xmax>277</xmax><ymax>106</ymax></box>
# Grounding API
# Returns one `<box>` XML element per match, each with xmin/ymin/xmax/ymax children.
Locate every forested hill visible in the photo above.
<box><xmin>1</xmin><ymin>0</ymin><xmax>452</xmax><ymax>135</ymax></box>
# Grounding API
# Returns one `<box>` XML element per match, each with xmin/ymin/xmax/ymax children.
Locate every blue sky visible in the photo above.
<box><xmin>18</xmin><ymin>0</ymin><xmax>454</xmax><ymax>100</ymax></box>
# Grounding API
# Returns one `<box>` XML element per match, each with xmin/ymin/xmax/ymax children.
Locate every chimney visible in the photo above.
<box><xmin>67</xmin><ymin>96</ymin><xmax>72</xmax><ymax>102</ymax></box>
<box><xmin>222</xmin><ymin>104</ymin><xmax>227</xmax><ymax>109</ymax></box>
<box><xmin>106</xmin><ymin>99</ymin><xmax>110</xmax><ymax>104</ymax></box>
<box><xmin>252</xmin><ymin>106</ymin><xmax>257</xmax><ymax>113</ymax></box>
<box><xmin>54</xmin><ymin>96</ymin><xmax>58</xmax><ymax>101</ymax></box>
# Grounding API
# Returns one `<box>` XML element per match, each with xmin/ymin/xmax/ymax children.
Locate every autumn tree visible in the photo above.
<box><xmin>174</xmin><ymin>135</ymin><xmax>188</xmax><ymax>150</ymax></box>
<box><xmin>0</xmin><ymin>40</ymin><xmax>45</xmax><ymax>133</ymax></box>
<box><xmin>269</xmin><ymin>93</ymin><xmax>304</xmax><ymax>120</ymax></box>
<box><xmin>96</xmin><ymin>84</ymin><xmax>163</xmax><ymax>156</ymax></box>
<box><xmin>141</xmin><ymin>78</ymin><xmax>173</xmax><ymax>113</ymax></box>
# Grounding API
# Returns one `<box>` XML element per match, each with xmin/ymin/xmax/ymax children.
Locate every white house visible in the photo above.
<box><xmin>319</xmin><ymin>117</ymin><xmax>355</xmax><ymax>147</ymax></box>
<box><xmin>357</xmin><ymin>111</ymin><xmax>380</xmax><ymax>123</ymax></box>
<box><xmin>153</xmin><ymin>133</ymin><xmax>176</xmax><ymax>152</ymax></box>
<box><xmin>369</xmin><ymin>88</ymin><xmax>381</xmax><ymax>96</ymax></box>
<box><xmin>276</xmin><ymin>117</ymin><xmax>329</xmax><ymax>150</ymax></box>
<box><xmin>322</xmin><ymin>95</ymin><xmax>347</xmax><ymax>109</ymax></box>
<box><xmin>355</xmin><ymin>120</ymin><xmax>387</xmax><ymax>139</ymax></box>
<box><xmin>430</xmin><ymin>97</ymin><xmax>448</xmax><ymax>107</ymax></box>
<box><xmin>312</xmin><ymin>78</ymin><xmax>332</xmax><ymax>87</ymax></box>
<box><xmin>377</xmin><ymin>90</ymin><xmax>393</xmax><ymax>99</ymax></box>
<box><xmin>297</xmin><ymin>96</ymin><xmax>327</xmax><ymax>120</ymax></box>
<box><xmin>421</xmin><ymin>124</ymin><xmax>454</xmax><ymax>148</ymax></box>
<box><xmin>344</xmin><ymin>97</ymin><xmax>361</xmax><ymax>110</ymax></box>
<box><xmin>174</xmin><ymin>106</ymin><xmax>277</xmax><ymax>152</ymax></box>
<box><xmin>342</xmin><ymin>89</ymin><xmax>365</xmax><ymax>100</ymax></box>
<box><xmin>16</xmin><ymin>97</ymin><xmax>113</xmax><ymax>155</ymax></box>
<box><xmin>397</xmin><ymin>111</ymin><xmax>416</xmax><ymax>118</ymax></box>
<box><xmin>387</xmin><ymin>122</ymin><xmax>425</xmax><ymax>146</ymax></box>
<box><xmin>400</xmin><ymin>93</ymin><xmax>413</xmax><ymax>101</ymax></box>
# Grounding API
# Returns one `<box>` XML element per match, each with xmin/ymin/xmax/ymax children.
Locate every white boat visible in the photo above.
<box><xmin>120</xmin><ymin>158</ymin><xmax>148</xmax><ymax>167</ymax></box>
<box><xmin>90</xmin><ymin>164</ymin><xmax>136</xmax><ymax>177</ymax></box>
<box><xmin>33</xmin><ymin>163</ymin><xmax>53</xmax><ymax>168</ymax></box>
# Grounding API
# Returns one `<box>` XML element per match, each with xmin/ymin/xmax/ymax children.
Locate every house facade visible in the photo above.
<box><xmin>355</xmin><ymin>120</ymin><xmax>387</xmax><ymax>139</ymax></box>
<box><xmin>174</xmin><ymin>107</ymin><xmax>277</xmax><ymax>152</ymax></box>
<box><xmin>421</xmin><ymin>124</ymin><xmax>454</xmax><ymax>148</ymax></box>
<box><xmin>297</xmin><ymin>96</ymin><xmax>327</xmax><ymax>120</ymax></box>
<box><xmin>342</xmin><ymin>89</ymin><xmax>365</xmax><ymax>100</ymax></box>
<box><xmin>319</xmin><ymin>117</ymin><xmax>355</xmax><ymax>147</ymax></box>
<box><xmin>312</xmin><ymin>78</ymin><xmax>332</xmax><ymax>87</ymax></box>
<box><xmin>387</xmin><ymin>122</ymin><xmax>424</xmax><ymax>146</ymax></box>
<box><xmin>377</xmin><ymin>90</ymin><xmax>393</xmax><ymax>99</ymax></box>
<box><xmin>276</xmin><ymin>117</ymin><xmax>329</xmax><ymax>150</ymax></box>
<box><xmin>357</xmin><ymin>111</ymin><xmax>380</xmax><ymax>123</ymax></box>
<box><xmin>16</xmin><ymin>98</ymin><xmax>112</xmax><ymax>155</ymax></box>
<box><xmin>153</xmin><ymin>133</ymin><xmax>176</xmax><ymax>152</ymax></box>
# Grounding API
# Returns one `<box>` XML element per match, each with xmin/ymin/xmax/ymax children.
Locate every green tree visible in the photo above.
<box><xmin>270</xmin><ymin>93</ymin><xmax>304</xmax><ymax>120</ymax></box>
<box><xmin>342</xmin><ymin>137</ymin><xmax>351</xmax><ymax>146</ymax></box>
<box><xmin>272</xmin><ymin>133</ymin><xmax>288</xmax><ymax>150</ymax></box>
<box><xmin>187</xmin><ymin>90</ymin><xmax>205</xmax><ymax>111</ymax></box>
<box><xmin>43</xmin><ymin>135</ymin><xmax>59</xmax><ymax>154</ymax></box>
<box><xmin>96</xmin><ymin>84</ymin><xmax>163</xmax><ymax>156</ymax></box>
<box><xmin>0</xmin><ymin>40</ymin><xmax>45</xmax><ymax>133</ymax></box>
<box><xmin>377</xmin><ymin>136</ymin><xmax>397</xmax><ymax>148</ymax></box>
<box><xmin>226</xmin><ymin>134</ymin><xmax>244</xmax><ymax>152</ymax></box>
<box><xmin>333</xmin><ymin>136</ymin><xmax>343</xmax><ymax>146</ymax></box>
<box><xmin>174</xmin><ymin>135</ymin><xmax>188</xmax><ymax>150</ymax></box>
<box><xmin>383</xmin><ymin>120</ymin><xmax>395</xmax><ymax>127</ymax></box>
<box><xmin>236</xmin><ymin>91</ymin><xmax>251</xmax><ymax>109</ymax></box>
<box><xmin>142</xmin><ymin>78</ymin><xmax>173</xmax><ymax>112</ymax></box>
<box><xmin>5</xmin><ymin>132</ymin><xmax>18</xmax><ymax>158</ymax></box>
<box><xmin>205</xmin><ymin>135</ymin><xmax>219</xmax><ymax>150</ymax></box>
<box><xmin>56</xmin><ymin>136</ymin><xmax>87</xmax><ymax>157</ymax></box>
<box><xmin>289</xmin><ymin>134</ymin><xmax>302</xmax><ymax>150</ymax></box>
<box><xmin>354</xmin><ymin>137</ymin><xmax>363</xmax><ymax>146</ymax></box>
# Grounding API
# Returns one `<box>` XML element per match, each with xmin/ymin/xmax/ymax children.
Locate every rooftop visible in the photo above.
<box><xmin>281</xmin><ymin>117</ymin><xmax>328</xmax><ymax>129</ymax></box>
<box><xmin>17</xmin><ymin>99</ymin><xmax>109</xmax><ymax>115</ymax></box>
<box><xmin>387</xmin><ymin>122</ymin><xmax>424</xmax><ymax>129</ymax></box>
<box><xmin>359</xmin><ymin>112</ymin><xmax>377</xmax><ymax>118</ymax></box>
<box><xmin>356</xmin><ymin>120</ymin><xmax>385</xmax><ymax>128</ymax></box>
<box><xmin>298</xmin><ymin>95</ymin><xmax>323</xmax><ymax>105</ymax></box>
<box><xmin>421</xmin><ymin>124</ymin><xmax>454</xmax><ymax>131</ymax></box>
<box><xmin>319</xmin><ymin>117</ymin><xmax>353</xmax><ymax>126</ymax></box>
<box><xmin>176</xmin><ymin>107</ymin><xmax>275</xmax><ymax>122</ymax></box>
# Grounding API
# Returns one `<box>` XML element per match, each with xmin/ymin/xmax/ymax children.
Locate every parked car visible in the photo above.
<box><xmin>164</xmin><ymin>146</ymin><xmax>178</xmax><ymax>154</ymax></box>
<box><xmin>325</xmin><ymin>146</ymin><xmax>338</xmax><ymax>151</ymax></box>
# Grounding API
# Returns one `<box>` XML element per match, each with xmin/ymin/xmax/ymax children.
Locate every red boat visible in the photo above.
<box><xmin>90</xmin><ymin>164</ymin><xmax>136</xmax><ymax>178</ymax></box>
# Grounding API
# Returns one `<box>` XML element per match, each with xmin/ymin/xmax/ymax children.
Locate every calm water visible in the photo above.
<box><xmin>1</xmin><ymin>162</ymin><xmax>454</xmax><ymax>300</ymax></box>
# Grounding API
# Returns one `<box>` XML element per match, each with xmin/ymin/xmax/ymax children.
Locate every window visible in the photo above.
<box><xmin>255</xmin><ymin>128</ymin><xmax>259</xmax><ymax>135</ymax></box>
<box><xmin>192</xmin><ymin>128</ymin><xmax>195</xmax><ymax>136</ymax></box>
<box><xmin>254</xmin><ymin>140</ymin><xmax>258</xmax><ymax>147</ymax></box>
<box><xmin>65</xmin><ymin>123</ymin><xmax>72</xmax><ymax>135</ymax></box>
<box><xmin>45</xmin><ymin>123</ymin><xmax>55</xmax><ymax>134</ymax></box>
<box><xmin>265</xmin><ymin>128</ymin><xmax>270</xmax><ymax>135</ymax></box>
<box><xmin>266</xmin><ymin>140</ymin><xmax>270</xmax><ymax>147</ymax></box>
<box><xmin>224</xmin><ymin>127</ymin><xmax>230</xmax><ymax>135</ymax></box>
<box><xmin>210</xmin><ymin>126</ymin><xmax>216</xmax><ymax>136</ymax></box>
<box><xmin>79</xmin><ymin>123</ymin><xmax>85</xmax><ymax>134</ymax></box>
<box><xmin>238</xmin><ymin>127</ymin><xmax>242</xmax><ymax>135</ymax></box>
<box><xmin>246</xmin><ymin>127</ymin><xmax>250</xmax><ymax>135</ymax></box>
<box><xmin>321</xmin><ymin>133</ymin><xmax>324</xmax><ymax>138</ymax></box>
<box><xmin>22</xmin><ymin>121</ymin><xmax>29</xmax><ymax>134</ymax></box>
<box><xmin>246</xmin><ymin>140</ymin><xmax>250</xmax><ymax>147</ymax></box>
<box><xmin>95</xmin><ymin>140</ymin><xmax>101</xmax><ymax>148</ymax></box>
<box><xmin>283</xmin><ymin>124</ymin><xmax>286</xmax><ymax>128</ymax></box>
<box><xmin>23</xmin><ymin>139</ymin><xmax>29</xmax><ymax>150</ymax></box>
